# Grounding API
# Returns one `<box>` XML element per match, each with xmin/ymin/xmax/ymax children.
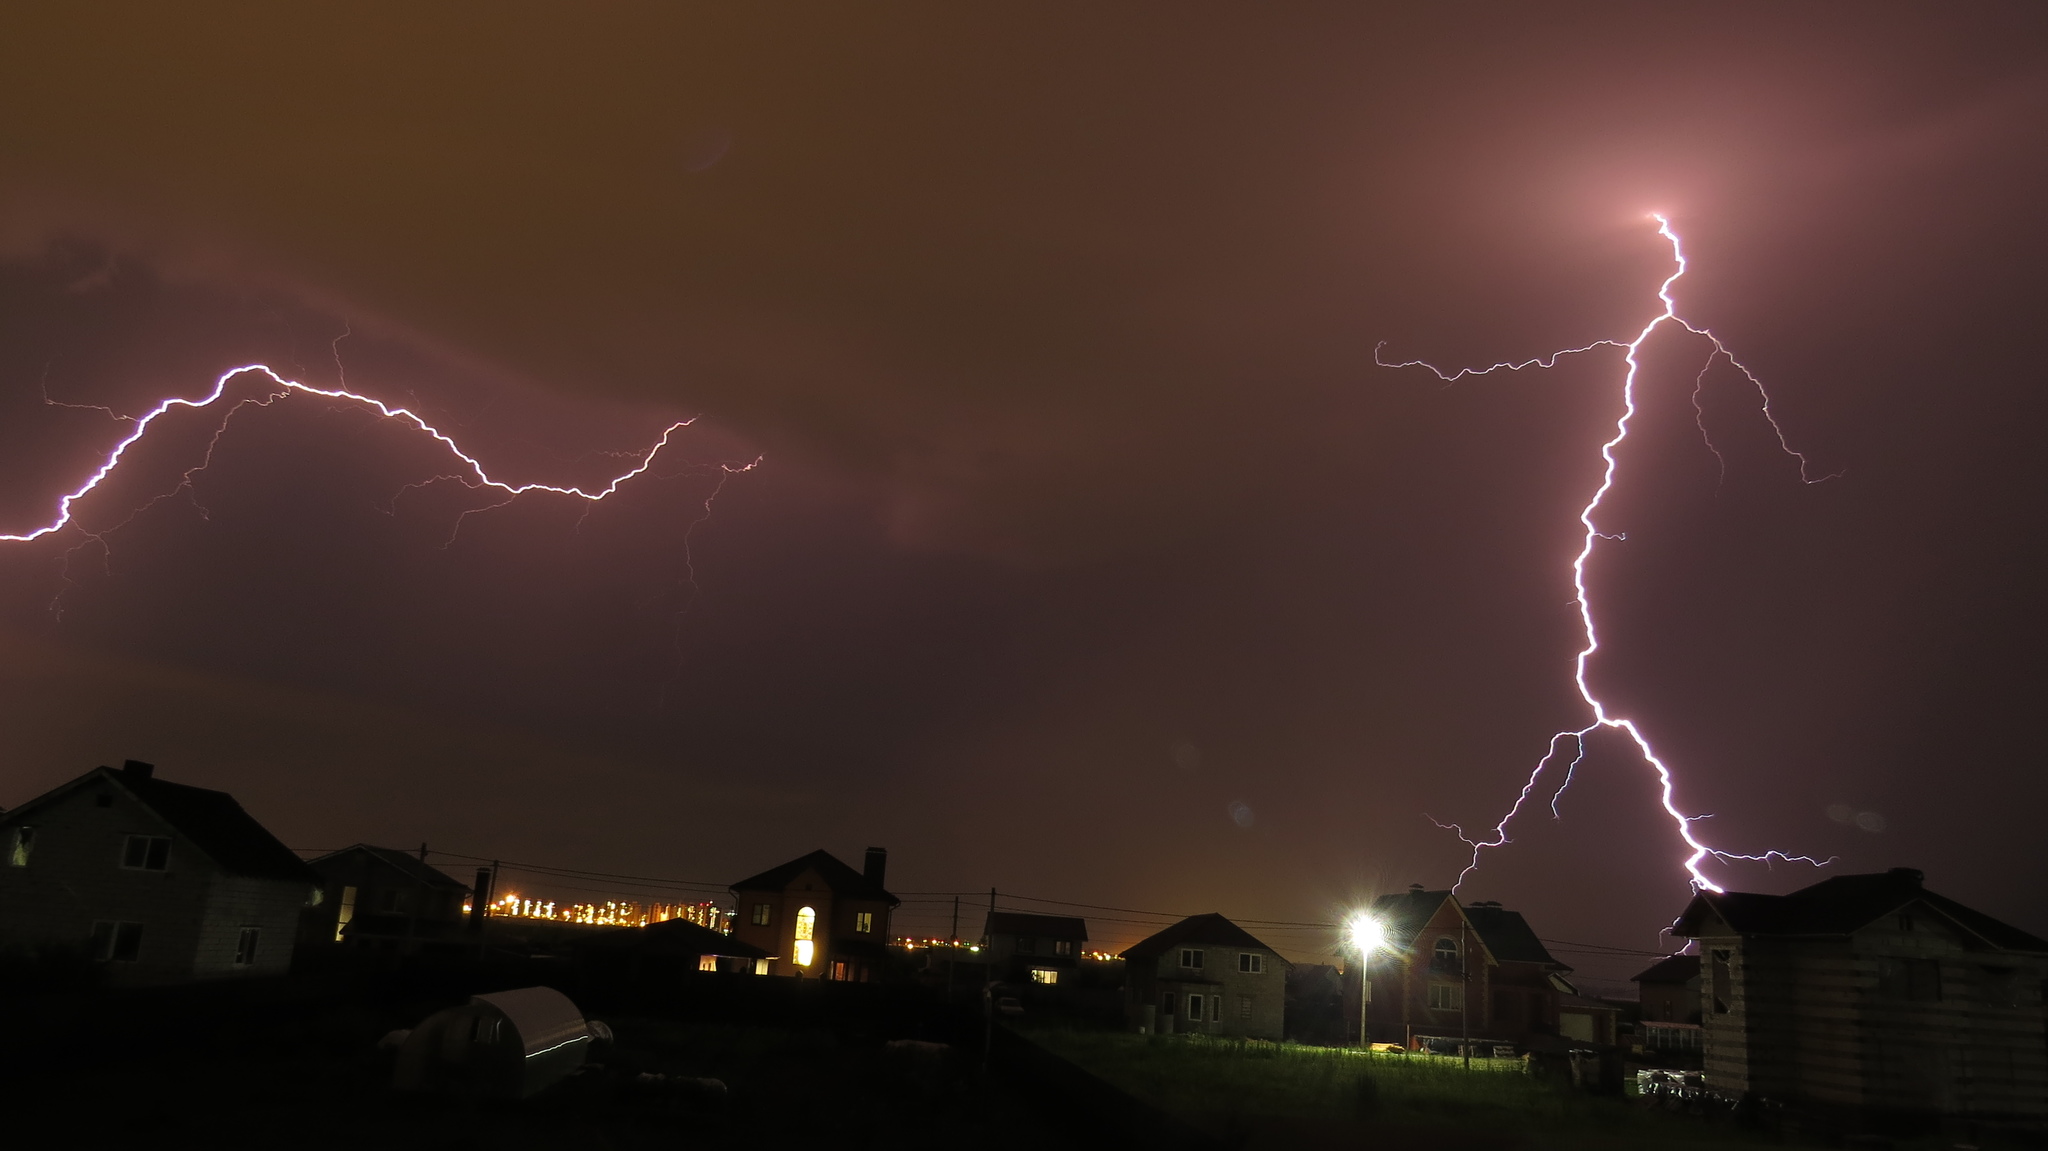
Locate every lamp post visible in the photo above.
<box><xmin>1348</xmin><ymin>913</ymin><xmax>1386</xmax><ymax>1052</ymax></box>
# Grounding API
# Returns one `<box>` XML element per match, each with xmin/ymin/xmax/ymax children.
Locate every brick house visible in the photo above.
<box><xmin>1673</xmin><ymin>868</ymin><xmax>2048</xmax><ymax>1126</ymax></box>
<box><xmin>299</xmin><ymin>843</ymin><xmax>472</xmax><ymax>957</ymax></box>
<box><xmin>728</xmin><ymin>847</ymin><xmax>897</xmax><ymax>980</ymax></box>
<box><xmin>0</xmin><ymin>760</ymin><xmax>319</xmax><ymax>984</ymax></box>
<box><xmin>1122</xmin><ymin>913</ymin><xmax>1289</xmax><ymax>1040</ymax></box>
<box><xmin>983</xmin><ymin>910</ymin><xmax>1088</xmax><ymax>986</ymax></box>
<box><xmin>1346</xmin><ymin>888</ymin><xmax>1587</xmax><ymax>1053</ymax></box>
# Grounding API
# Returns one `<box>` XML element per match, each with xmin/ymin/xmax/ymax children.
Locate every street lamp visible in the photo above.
<box><xmin>1348</xmin><ymin>913</ymin><xmax>1386</xmax><ymax>1051</ymax></box>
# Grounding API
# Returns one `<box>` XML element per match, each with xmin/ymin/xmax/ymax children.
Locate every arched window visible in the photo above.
<box><xmin>1433</xmin><ymin>936</ymin><xmax>1460</xmax><ymax>972</ymax></box>
<box><xmin>794</xmin><ymin>906</ymin><xmax>817</xmax><ymax>967</ymax></box>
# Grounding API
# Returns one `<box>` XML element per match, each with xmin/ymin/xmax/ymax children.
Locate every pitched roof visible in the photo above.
<box><xmin>1</xmin><ymin>764</ymin><xmax>317</xmax><ymax>885</ymax></box>
<box><xmin>1462</xmin><ymin>904</ymin><xmax>1562</xmax><ymax>966</ymax></box>
<box><xmin>985</xmin><ymin>911</ymin><xmax>1088</xmax><ymax>940</ymax></box>
<box><xmin>1121</xmin><ymin>913</ymin><xmax>1286</xmax><ymax>963</ymax></box>
<box><xmin>730</xmin><ymin>849</ymin><xmax>898</xmax><ymax>905</ymax></box>
<box><xmin>1631</xmin><ymin>954</ymin><xmax>1701</xmax><ymax>984</ymax></box>
<box><xmin>308</xmin><ymin>844</ymin><xmax>470</xmax><ymax>890</ymax></box>
<box><xmin>1370</xmin><ymin>888</ymin><xmax>1456</xmax><ymax>950</ymax></box>
<box><xmin>577</xmin><ymin>916</ymin><xmax>769</xmax><ymax>959</ymax></box>
<box><xmin>1674</xmin><ymin>869</ymin><xmax>2048</xmax><ymax>954</ymax></box>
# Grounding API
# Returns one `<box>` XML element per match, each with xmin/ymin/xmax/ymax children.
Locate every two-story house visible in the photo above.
<box><xmin>728</xmin><ymin>847</ymin><xmax>897</xmax><ymax>980</ymax></box>
<box><xmin>1673</xmin><ymin>868</ymin><xmax>2048</xmax><ymax>1127</ymax></box>
<box><xmin>299</xmin><ymin>843</ymin><xmax>472</xmax><ymax>957</ymax></box>
<box><xmin>1122</xmin><ymin>913</ymin><xmax>1289</xmax><ymax>1040</ymax></box>
<box><xmin>983</xmin><ymin>911</ymin><xmax>1088</xmax><ymax>986</ymax></box>
<box><xmin>1632</xmin><ymin>953</ymin><xmax>1704</xmax><ymax>1064</ymax></box>
<box><xmin>1349</xmin><ymin>886</ymin><xmax>1499</xmax><ymax>1050</ymax></box>
<box><xmin>0</xmin><ymin>761</ymin><xmax>319</xmax><ymax>985</ymax></box>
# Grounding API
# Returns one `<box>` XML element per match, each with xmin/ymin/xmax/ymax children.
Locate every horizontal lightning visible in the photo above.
<box><xmin>5</xmin><ymin>364</ymin><xmax>754</xmax><ymax>546</ymax></box>
<box><xmin>1380</xmin><ymin>216</ymin><xmax>1835</xmax><ymax>893</ymax></box>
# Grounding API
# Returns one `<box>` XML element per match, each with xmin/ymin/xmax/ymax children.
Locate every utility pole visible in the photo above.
<box><xmin>1461</xmin><ymin>917</ymin><xmax>1472</xmax><ymax>1071</ymax></box>
<box><xmin>950</xmin><ymin>896</ymin><xmax>960</xmax><ymax>943</ymax></box>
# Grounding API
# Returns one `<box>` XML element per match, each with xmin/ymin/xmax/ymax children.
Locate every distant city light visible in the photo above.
<box><xmin>488</xmin><ymin>893</ymin><xmax>731</xmax><ymax>931</ymax></box>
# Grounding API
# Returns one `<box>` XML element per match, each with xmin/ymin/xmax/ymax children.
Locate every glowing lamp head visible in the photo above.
<box><xmin>1348</xmin><ymin>913</ymin><xmax>1386</xmax><ymax>955</ymax></box>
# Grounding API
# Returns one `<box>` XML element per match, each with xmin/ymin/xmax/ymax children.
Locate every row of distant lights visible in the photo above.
<box><xmin>487</xmin><ymin>893</ymin><xmax>732</xmax><ymax>930</ymax></box>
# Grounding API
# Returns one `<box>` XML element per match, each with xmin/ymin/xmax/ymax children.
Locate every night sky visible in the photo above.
<box><xmin>2</xmin><ymin>5</ymin><xmax>2044</xmax><ymax>989</ymax></box>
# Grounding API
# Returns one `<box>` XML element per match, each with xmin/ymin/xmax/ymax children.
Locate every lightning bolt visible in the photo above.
<box><xmin>1378</xmin><ymin>215</ymin><xmax>1836</xmax><ymax>893</ymax></box>
<box><xmin>6</xmin><ymin>362</ymin><xmax>753</xmax><ymax>563</ymax></box>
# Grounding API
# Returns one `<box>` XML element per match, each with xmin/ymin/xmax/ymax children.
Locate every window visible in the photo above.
<box><xmin>1710</xmin><ymin>949</ymin><xmax>1732</xmax><ymax>1014</ymax></box>
<box><xmin>1161</xmin><ymin>992</ymin><xmax>1175</xmax><ymax>1016</ymax></box>
<box><xmin>1983</xmin><ymin>967</ymin><xmax>2021</xmax><ymax>1009</ymax></box>
<box><xmin>1030</xmin><ymin>969</ymin><xmax>1059</xmax><ymax>984</ymax></box>
<box><xmin>7</xmin><ymin>827</ymin><xmax>32</xmax><ymax>867</ymax></box>
<box><xmin>1879</xmin><ymin>957</ymin><xmax>1942</xmax><ymax>1002</ymax></box>
<box><xmin>1239</xmin><ymin>952</ymin><xmax>1264</xmax><ymax>974</ymax></box>
<box><xmin>121</xmin><ymin>835</ymin><xmax>171</xmax><ymax>871</ymax></box>
<box><xmin>1238</xmin><ymin>995</ymin><xmax>1253</xmax><ymax>1019</ymax></box>
<box><xmin>698</xmin><ymin>955</ymin><xmax>718</xmax><ymax>973</ymax></box>
<box><xmin>830</xmin><ymin>960</ymin><xmax>849</xmax><ymax>981</ymax></box>
<box><xmin>1179</xmin><ymin>948</ymin><xmax>1204</xmax><ymax>970</ymax></box>
<box><xmin>794</xmin><ymin>906</ymin><xmax>817</xmax><ymax>966</ymax></box>
<box><xmin>1427</xmin><ymin>982</ymin><xmax>1464</xmax><ymax>1011</ymax></box>
<box><xmin>1054</xmin><ymin>939</ymin><xmax>1073</xmax><ymax>956</ymax></box>
<box><xmin>1212</xmin><ymin>997</ymin><xmax>1222</xmax><ymax>1022</ymax></box>
<box><xmin>1016</xmin><ymin>935</ymin><xmax>1036</xmax><ymax>954</ymax></box>
<box><xmin>233</xmin><ymin>928</ymin><xmax>260</xmax><ymax>967</ymax></box>
<box><xmin>89</xmin><ymin>921</ymin><xmax>145</xmax><ymax>962</ymax></box>
<box><xmin>855</xmin><ymin>911</ymin><xmax>873</xmax><ymax>934</ymax></box>
<box><xmin>1432</xmin><ymin>936</ymin><xmax>1460</xmax><ymax>973</ymax></box>
<box><xmin>1187</xmin><ymin>993</ymin><xmax>1205</xmax><ymax>1020</ymax></box>
<box><xmin>751</xmin><ymin>902</ymin><xmax>772</xmax><ymax>926</ymax></box>
<box><xmin>335</xmin><ymin>885</ymin><xmax>357</xmax><ymax>942</ymax></box>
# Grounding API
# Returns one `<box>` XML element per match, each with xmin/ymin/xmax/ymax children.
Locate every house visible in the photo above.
<box><xmin>1672</xmin><ymin>868</ymin><xmax>2048</xmax><ymax>1126</ymax></box>
<box><xmin>1345</xmin><ymin>888</ymin><xmax>1586</xmax><ymax>1053</ymax></box>
<box><xmin>0</xmin><ymin>760</ymin><xmax>319</xmax><ymax>985</ymax></box>
<box><xmin>1122</xmin><ymin>913</ymin><xmax>1289</xmax><ymax>1040</ymax></box>
<box><xmin>728</xmin><ymin>847</ymin><xmax>897</xmax><ymax>980</ymax></box>
<box><xmin>1632</xmin><ymin>953</ymin><xmax>1704</xmax><ymax>1064</ymax></box>
<box><xmin>983</xmin><ymin>911</ymin><xmax>1088</xmax><ymax>986</ymax></box>
<box><xmin>300</xmin><ymin>843</ymin><xmax>472</xmax><ymax>956</ymax></box>
<box><xmin>575</xmin><ymin>915</ymin><xmax>771</xmax><ymax>980</ymax></box>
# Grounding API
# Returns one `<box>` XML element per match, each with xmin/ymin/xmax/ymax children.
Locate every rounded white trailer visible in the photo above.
<box><xmin>392</xmin><ymin>986</ymin><xmax>607</xmax><ymax>1099</ymax></box>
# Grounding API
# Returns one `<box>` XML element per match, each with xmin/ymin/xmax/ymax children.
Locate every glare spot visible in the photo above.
<box><xmin>1228</xmin><ymin>801</ymin><xmax>1254</xmax><ymax>829</ymax></box>
<box><xmin>1826</xmin><ymin>804</ymin><xmax>1855</xmax><ymax>824</ymax></box>
<box><xmin>1171</xmin><ymin>740</ymin><xmax>1202</xmax><ymax>772</ymax></box>
<box><xmin>1854</xmin><ymin>811</ymin><xmax>1887</xmax><ymax>833</ymax></box>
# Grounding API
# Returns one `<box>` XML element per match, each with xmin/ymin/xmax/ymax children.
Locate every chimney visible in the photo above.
<box><xmin>863</xmin><ymin>846</ymin><xmax>888</xmax><ymax>889</ymax></box>
<box><xmin>121</xmin><ymin>760</ymin><xmax>155</xmax><ymax>781</ymax></box>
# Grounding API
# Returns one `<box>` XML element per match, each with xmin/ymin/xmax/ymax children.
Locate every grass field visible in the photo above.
<box><xmin>1025</xmin><ymin>1028</ymin><xmax>1787</xmax><ymax>1149</ymax></box>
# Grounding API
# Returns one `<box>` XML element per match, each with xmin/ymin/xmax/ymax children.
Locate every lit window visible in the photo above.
<box><xmin>1427</xmin><ymin>982</ymin><xmax>1464</xmax><ymax>1011</ymax></box>
<box><xmin>1054</xmin><ymin>939</ymin><xmax>1073</xmax><ymax>956</ymax></box>
<box><xmin>698</xmin><ymin>955</ymin><xmax>718</xmax><ymax>973</ymax></box>
<box><xmin>1179</xmin><ymin>948</ymin><xmax>1204</xmax><ymax>970</ymax></box>
<box><xmin>1187</xmin><ymin>993</ymin><xmax>1204</xmax><ymax>1019</ymax></box>
<box><xmin>7</xmin><ymin>827</ymin><xmax>32</xmax><ymax>867</ymax></box>
<box><xmin>794</xmin><ymin>906</ymin><xmax>817</xmax><ymax>966</ymax></box>
<box><xmin>1030</xmin><ymin>969</ymin><xmax>1059</xmax><ymax>985</ymax></box>
<box><xmin>1238</xmin><ymin>995</ymin><xmax>1253</xmax><ymax>1019</ymax></box>
<box><xmin>831</xmin><ymin>960</ymin><xmax>849</xmax><ymax>981</ymax></box>
<box><xmin>335</xmin><ymin>885</ymin><xmax>357</xmax><ymax>942</ymax></box>
<box><xmin>752</xmin><ymin>903</ymin><xmax>772</xmax><ymax>927</ymax></box>
<box><xmin>855</xmin><ymin>911</ymin><xmax>873</xmax><ymax>934</ymax></box>
<box><xmin>89</xmin><ymin>920</ymin><xmax>145</xmax><ymax>962</ymax></box>
<box><xmin>753</xmin><ymin>958</ymin><xmax>769</xmax><ymax>976</ymax></box>
<box><xmin>233</xmin><ymin>928</ymin><xmax>260</xmax><ymax>967</ymax></box>
<box><xmin>1239</xmin><ymin>952</ymin><xmax>1263</xmax><ymax>974</ymax></box>
<box><xmin>121</xmin><ymin>835</ymin><xmax>171</xmax><ymax>871</ymax></box>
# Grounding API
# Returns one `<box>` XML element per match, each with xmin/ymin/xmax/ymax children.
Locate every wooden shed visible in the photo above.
<box><xmin>1672</xmin><ymin>868</ymin><xmax>2048</xmax><ymax>1130</ymax></box>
